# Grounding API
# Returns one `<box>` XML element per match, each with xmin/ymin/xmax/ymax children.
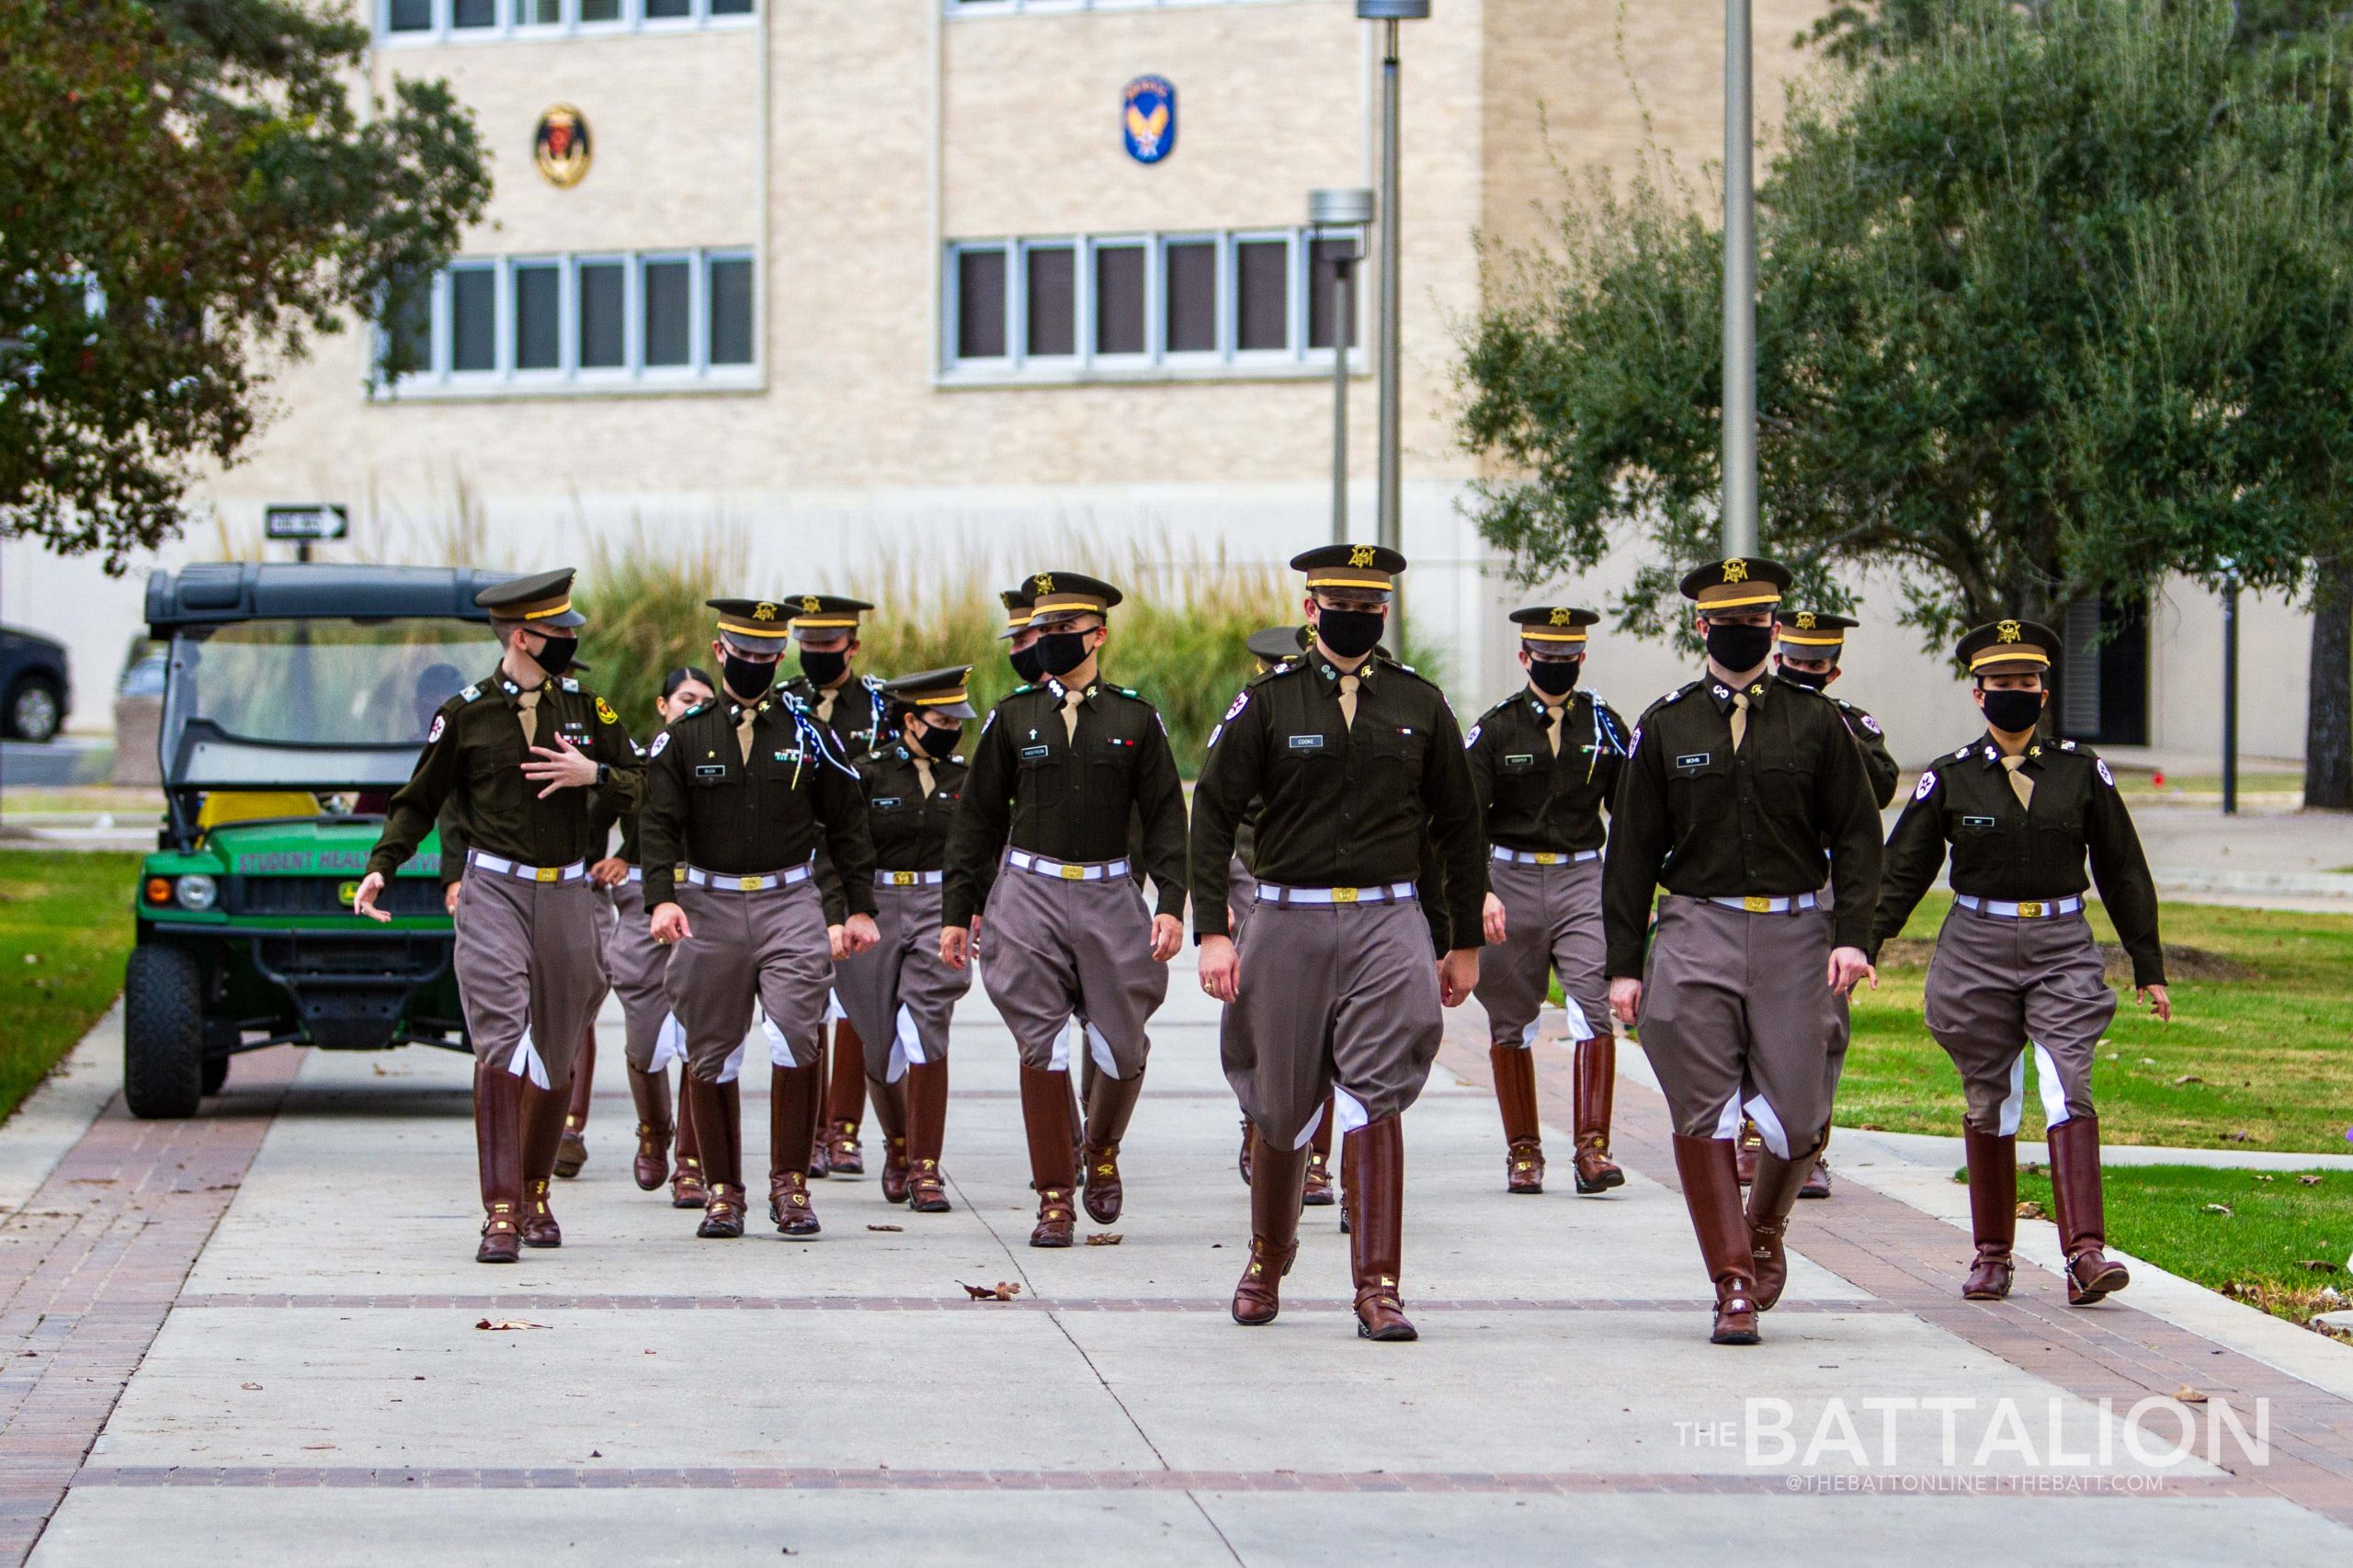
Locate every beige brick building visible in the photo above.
<box><xmin>2</xmin><ymin>0</ymin><xmax>2312</xmax><ymax>765</ymax></box>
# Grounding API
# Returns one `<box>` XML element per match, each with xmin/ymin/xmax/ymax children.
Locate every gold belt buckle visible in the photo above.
<box><xmin>534</xmin><ymin>866</ymin><xmax>560</xmax><ymax>883</ymax></box>
<box><xmin>2018</xmin><ymin>900</ymin><xmax>2042</xmax><ymax>918</ymax></box>
<box><xmin>1332</xmin><ymin>887</ymin><xmax>1360</xmax><ymax>903</ymax></box>
<box><xmin>892</xmin><ymin>870</ymin><xmax>915</xmax><ymax>887</ymax></box>
<box><xmin>1534</xmin><ymin>852</ymin><xmax>1562</xmax><ymax>866</ymax></box>
<box><xmin>1742</xmin><ymin>894</ymin><xmax>1771</xmax><ymax>913</ymax></box>
<box><xmin>1058</xmin><ymin>864</ymin><xmax>1086</xmax><ymax>881</ymax></box>
<box><xmin>739</xmin><ymin>876</ymin><xmax>764</xmax><ymax>892</ymax></box>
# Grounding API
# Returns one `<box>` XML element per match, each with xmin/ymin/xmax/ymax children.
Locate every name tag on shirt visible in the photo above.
<box><xmin>1961</xmin><ymin>815</ymin><xmax>1996</xmax><ymax>828</ymax></box>
<box><xmin>1288</xmin><ymin>734</ymin><xmax>1326</xmax><ymax>751</ymax></box>
<box><xmin>1675</xmin><ymin>752</ymin><xmax>1711</xmax><ymax>768</ymax></box>
<box><xmin>873</xmin><ymin>797</ymin><xmax>902</xmax><ymax>810</ymax></box>
<box><xmin>693</xmin><ymin>765</ymin><xmax>727</xmax><ymax>781</ymax></box>
<box><xmin>1019</xmin><ymin>744</ymin><xmax>1050</xmax><ymax>760</ymax></box>
<box><xmin>1505</xmin><ymin>753</ymin><xmax>1537</xmax><ymax>767</ymax></box>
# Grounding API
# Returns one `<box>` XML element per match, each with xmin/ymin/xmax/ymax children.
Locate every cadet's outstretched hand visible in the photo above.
<box><xmin>1438</xmin><ymin>948</ymin><xmax>1479</xmax><ymax>1007</ymax></box>
<box><xmin>1827</xmin><ymin>946</ymin><xmax>1875</xmax><ymax>998</ymax></box>
<box><xmin>352</xmin><ymin>871</ymin><xmax>392</xmax><ymax>924</ymax></box>
<box><xmin>2139</xmin><ymin>983</ymin><xmax>2172</xmax><ymax>1022</ymax></box>
<box><xmin>442</xmin><ymin>881</ymin><xmax>460</xmax><ymax>915</ymax></box>
<box><xmin>522</xmin><ymin>733</ymin><xmax>600</xmax><ymax>799</ymax></box>
<box><xmin>939</xmin><ymin>924</ymin><xmax>972</xmax><ymax>971</ymax></box>
<box><xmin>1198</xmin><ymin>935</ymin><xmax>1239</xmax><ymax>1003</ymax></box>
<box><xmin>1482</xmin><ymin>892</ymin><xmax>1508</xmax><ymax>947</ymax></box>
<box><xmin>1149</xmin><ymin>914</ymin><xmax>1183</xmax><ymax>963</ymax></box>
<box><xmin>590</xmin><ymin>856</ymin><xmax>629</xmax><ymax>887</ymax></box>
<box><xmin>650</xmin><ymin>902</ymin><xmax>691</xmax><ymax>946</ymax></box>
<box><xmin>842</xmin><ymin>913</ymin><xmax>880</xmax><ymax>957</ymax></box>
<box><xmin>1609</xmin><ymin>976</ymin><xmax>1643</xmax><ymax>1028</ymax></box>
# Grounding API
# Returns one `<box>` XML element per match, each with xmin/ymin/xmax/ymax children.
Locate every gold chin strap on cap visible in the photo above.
<box><xmin>2001</xmin><ymin>753</ymin><xmax>2034</xmax><ymax>811</ymax></box>
<box><xmin>1730</xmin><ymin>690</ymin><xmax>1750</xmax><ymax>752</ymax></box>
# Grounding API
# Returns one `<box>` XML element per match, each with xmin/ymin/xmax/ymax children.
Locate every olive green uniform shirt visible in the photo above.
<box><xmin>1464</xmin><ymin>687</ymin><xmax>1632</xmax><ymax>856</ymax></box>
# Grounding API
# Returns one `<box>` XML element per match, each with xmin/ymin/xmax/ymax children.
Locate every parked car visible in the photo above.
<box><xmin>125</xmin><ymin>562</ymin><xmax>508</xmax><ymax>1117</ymax></box>
<box><xmin>0</xmin><ymin>625</ymin><xmax>71</xmax><ymax>742</ymax></box>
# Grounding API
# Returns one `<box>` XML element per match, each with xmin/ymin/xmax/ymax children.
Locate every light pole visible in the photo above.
<box><xmin>2221</xmin><ymin>560</ymin><xmax>2241</xmax><ymax>816</ymax></box>
<box><xmin>1721</xmin><ymin>0</ymin><xmax>1757</xmax><ymax>558</ymax></box>
<box><xmin>1359</xmin><ymin>1</ymin><xmax>1427</xmax><ymax>611</ymax></box>
<box><xmin>1310</xmin><ymin>187</ymin><xmax>1374</xmax><ymax>546</ymax></box>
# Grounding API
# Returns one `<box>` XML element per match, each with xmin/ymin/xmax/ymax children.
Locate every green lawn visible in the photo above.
<box><xmin>2001</xmin><ymin>1164</ymin><xmax>2353</xmax><ymax>1328</ymax></box>
<box><xmin>0</xmin><ymin>852</ymin><xmax>139</xmax><ymax>1120</ymax></box>
<box><xmin>1842</xmin><ymin>893</ymin><xmax>2353</xmax><ymax>1153</ymax></box>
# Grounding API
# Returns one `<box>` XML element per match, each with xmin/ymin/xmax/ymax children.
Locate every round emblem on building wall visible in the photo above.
<box><xmin>533</xmin><ymin>106</ymin><xmax>593</xmax><ymax>188</ymax></box>
<box><xmin>1121</xmin><ymin>76</ymin><xmax>1176</xmax><ymax>165</ymax></box>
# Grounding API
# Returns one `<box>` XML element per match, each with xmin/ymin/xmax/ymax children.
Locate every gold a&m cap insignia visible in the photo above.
<box><xmin>1795</xmin><ymin>611</ymin><xmax>1817</xmax><ymax>630</ymax></box>
<box><xmin>800</xmin><ymin>595</ymin><xmax>822</xmax><ymax>614</ymax></box>
<box><xmin>1722</xmin><ymin>560</ymin><xmax>1749</xmax><ymax>584</ymax></box>
<box><xmin>1347</xmin><ymin>545</ymin><xmax>1377</xmax><ymax>569</ymax></box>
<box><xmin>1996</xmin><ymin>619</ymin><xmax>2022</xmax><ymax>642</ymax></box>
<box><xmin>1033</xmin><ymin>574</ymin><xmax>1055</xmax><ymax>595</ymax></box>
<box><xmin>1549</xmin><ymin>608</ymin><xmax>1574</xmax><ymax>626</ymax></box>
<box><xmin>754</xmin><ymin>602</ymin><xmax>779</xmax><ymax>621</ymax></box>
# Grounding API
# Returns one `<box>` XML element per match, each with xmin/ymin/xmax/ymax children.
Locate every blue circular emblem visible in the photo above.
<box><xmin>1122</xmin><ymin>76</ymin><xmax>1176</xmax><ymax>165</ymax></box>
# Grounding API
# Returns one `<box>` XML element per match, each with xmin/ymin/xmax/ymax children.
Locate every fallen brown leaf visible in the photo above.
<box><xmin>2251</xmin><ymin>1172</ymin><xmax>2276</xmax><ymax>1182</ymax></box>
<box><xmin>2173</xmin><ymin>1074</ymin><xmax>2203</xmax><ymax>1085</ymax></box>
<box><xmin>302</xmin><ymin>1443</ymin><xmax>335</xmax><ymax>1450</ymax></box>
<box><xmin>1085</xmin><ymin>1233</ymin><xmax>1123</xmax><ymax>1246</ymax></box>
<box><xmin>2300</xmin><ymin>1260</ymin><xmax>2343</xmax><ymax>1274</ymax></box>
<box><xmin>2300</xmin><ymin>1175</ymin><xmax>2325</xmax><ymax>1187</ymax></box>
<box><xmin>867</xmin><ymin>1224</ymin><xmax>904</xmax><ymax>1233</ymax></box>
<box><xmin>475</xmin><ymin>1318</ymin><xmax>552</xmax><ymax>1331</ymax></box>
<box><xmin>2223</xmin><ymin>1130</ymin><xmax>2255</xmax><ymax>1142</ymax></box>
<box><xmin>2202</xmin><ymin>1204</ymin><xmax>2234</xmax><ymax>1217</ymax></box>
<box><xmin>2175</xmin><ymin>1385</ymin><xmax>2209</xmax><ymax>1404</ymax></box>
<box><xmin>2016</xmin><ymin>1200</ymin><xmax>2048</xmax><ymax>1221</ymax></box>
<box><xmin>240</xmin><ymin>1382</ymin><xmax>262</xmax><ymax>1391</ymax></box>
<box><xmin>957</xmin><ymin>1281</ymin><xmax>1022</xmax><ymax>1301</ymax></box>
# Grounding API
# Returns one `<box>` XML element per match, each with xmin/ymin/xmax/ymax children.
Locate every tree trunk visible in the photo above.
<box><xmin>2306</xmin><ymin>555</ymin><xmax>2353</xmax><ymax>812</ymax></box>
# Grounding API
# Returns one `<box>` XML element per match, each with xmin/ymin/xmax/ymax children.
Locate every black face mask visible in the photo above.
<box><xmin>1704</xmin><ymin>620</ymin><xmax>1775</xmax><ymax>674</ymax></box>
<box><xmin>1528</xmin><ymin>657</ymin><xmax>1581</xmax><ymax>697</ymax></box>
<box><xmin>915</xmin><ymin>723</ymin><xmax>961</xmax><ymax>760</ymax></box>
<box><xmin>1776</xmin><ymin>665</ymin><xmax>1831</xmax><ymax>692</ymax></box>
<box><xmin>799</xmin><ymin>648</ymin><xmax>847</xmax><ymax>688</ymax></box>
<box><xmin>529</xmin><ymin>635</ymin><xmax>578</xmax><ymax>677</ymax></box>
<box><xmin>1008</xmin><ymin>642</ymin><xmax>1046</xmax><ymax>686</ymax></box>
<box><xmin>724</xmin><ymin>653</ymin><xmax>778</xmax><ymax>701</ymax></box>
<box><xmin>1314</xmin><ymin>608</ymin><xmax>1385</xmax><ymax>661</ymax></box>
<box><xmin>1981</xmin><ymin>687</ymin><xmax>2045</xmax><ymax>734</ymax></box>
<box><xmin>1036</xmin><ymin>630</ymin><xmax>1092</xmax><ymax>678</ymax></box>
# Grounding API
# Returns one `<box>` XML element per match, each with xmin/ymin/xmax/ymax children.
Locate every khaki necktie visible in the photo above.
<box><xmin>2002</xmin><ymin>754</ymin><xmax>2034</xmax><ymax>812</ymax></box>
<box><xmin>1729</xmin><ymin>691</ymin><xmax>1750</xmax><ymax>752</ymax></box>
<box><xmin>1062</xmin><ymin>687</ymin><xmax>1085</xmax><ymax>741</ymax></box>
<box><xmin>915</xmin><ymin>756</ymin><xmax>936</xmax><ymax>798</ymax></box>
<box><xmin>815</xmin><ymin>688</ymin><xmax>836</xmax><ymax>726</ymax></box>
<box><xmin>515</xmin><ymin>687</ymin><xmax>541</xmax><ymax>747</ymax></box>
<box><xmin>735</xmin><ymin>705</ymin><xmax>757</xmax><ymax>765</ymax></box>
<box><xmin>1543</xmin><ymin>703</ymin><xmax>1566</xmax><ymax>757</ymax></box>
<box><xmin>1338</xmin><ymin>673</ymin><xmax>1361</xmax><ymax>729</ymax></box>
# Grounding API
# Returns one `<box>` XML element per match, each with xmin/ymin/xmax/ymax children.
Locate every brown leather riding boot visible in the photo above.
<box><xmin>1746</xmin><ymin>1139</ymin><xmax>1818</xmax><ymax>1312</ymax></box>
<box><xmin>1302</xmin><ymin>1102</ymin><xmax>1336</xmax><ymax>1206</ymax></box>
<box><xmin>688</xmin><ymin>1074</ymin><xmax>745</xmax><ymax>1238</ymax></box>
<box><xmin>1081</xmin><ymin>1066</ymin><xmax>1144</xmax><ymax>1225</ymax></box>
<box><xmin>1344</xmin><ymin>1114</ymin><xmax>1415</xmax><ymax>1341</ymax></box>
<box><xmin>1734</xmin><ymin>1118</ymin><xmax>1760</xmax><ymax>1186</ymax></box>
<box><xmin>1233</xmin><ymin>1131</ymin><xmax>1307</xmax><ymax>1326</ymax></box>
<box><xmin>670</xmin><ymin>1066</ymin><xmax>708</xmax><ymax>1209</ymax></box>
<box><xmin>1235</xmin><ymin>1117</ymin><xmax>1255</xmax><ymax>1187</ymax></box>
<box><xmin>1572</xmin><ymin>1036</ymin><xmax>1625</xmax><ymax>1195</ymax></box>
<box><xmin>904</xmin><ymin>1061</ymin><xmax>951</xmax><ymax>1213</ymax></box>
<box><xmin>626</xmin><ymin>1065</ymin><xmax>673</xmax><ymax>1192</ymax></box>
<box><xmin>1490</xmin><ymin>1044</ymin><xmax>1544</xmax><ymax>1195</ymax></box>
<box><xmin>2048</xmin><ymin>1115</ymin><xmax>2129</xmax><ymax>1304</ymax></box>
<box><xmin>1018</xmin><ymin>1064</ymin><xmax>1079</xmax><ymax>1247</ymax></box>
<box><xmin>868</xmin><ymin>1073</ymin><xmax>912</xmax><ymax>1205</ymax></box>
<box><xmin>1672</xmin><ymin>1133</ymin><xmax>1760</xmax><ymax>1345</ymax></box>
<box><xmin>768</xmin><ymin>1062</ymin><xmax>824</xmax><ymax>1236</ymax></box>
<box><xmin>805</xmin><ymin>1038</ymin><xmax>833</xmax><ymax>1179</ymax></box>
<box><xmin>555</xmin><ymin>1027</ymin><xmax>595</xmax><ymax>1179</ymax></box>
<box><xmin>1801</xmin><ymin>1156</ymin><xmax>1833</xmax><ymax>1199</ymax></box>
<box><xmin>473</xmin><ymin>1064</ymin><xmax>525</xmax><ymax>1264</ymax></box>
<box><xmin>824</xmin><ymin>1019</ymin><xmax>868</xmax><ymax>1175</ymax></box>
<box><xmin>519</xmin><ymin>1074</ymin><xmax>568</xmax><ymax>1247</ymax></box>
<box><xmin>1962</xmin><ymin>1122</ymin><xmax>2018</xmax><ymax>1301</ymax></box>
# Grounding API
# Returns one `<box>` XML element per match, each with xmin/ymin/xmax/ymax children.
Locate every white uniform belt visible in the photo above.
<box><xmin>1008</xmin><ymin>851</ymin><xmax>1131</xmax><ymax>881</ymax></box>
<box><xmin>1255</xmin><ymin>881</ymin><xmax>1416</xmax><ymax>907</ymax></box>
<box><xmin>1702</xmin><ymin>892</ymin><xmax>1821</xmax><ymax>914</ymax></box>
<box><xmin>465</xmin><ymin>850</ymin><xmax>586</xmax><ymax>884</ymax></box>
<box><xmin>1957</xmin><ymin>893</ymin><xmax>2082</xmax><ymax>919</ymax></box>
<box><xmin>875</xmin><ymin>869</ymin><xmax>945</xmax><ymax>887</ymax></box>
<box><xmin>683</xmin><ymin>860</ymin><xmax>814</xmax><ymax>892</ymax></box>
<box><xmin>1490</xmin><ymin>846</ymin><xmax>1600</xmax><ymax>867</ymax></box>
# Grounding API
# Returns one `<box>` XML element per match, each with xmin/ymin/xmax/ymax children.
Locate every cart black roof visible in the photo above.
<box><xmin>147</xmin><ymin>564</ymin><xmax>515</xmax><ymax>634</ymax></box>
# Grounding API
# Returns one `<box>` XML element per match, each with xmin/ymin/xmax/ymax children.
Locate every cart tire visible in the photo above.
<box><xmin>201</xmin><ymin>1054</ymin><xmax>230</xmax><ymax>1096</ymax></box>
<box><xmin>124</xmin><ymin>945</ymin><xmax>204</xmax><ymax>1119</ymax></box>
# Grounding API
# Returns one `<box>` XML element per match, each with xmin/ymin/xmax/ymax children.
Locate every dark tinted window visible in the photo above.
<box><xmin>1235</xmin><ymin>240</ymin><xmax>1289</xmax><ymax>352</ymax></box>
<box><xmin>517</xmin><ymin>0</ymin><xmax>561</xmax><ymax>21</ymax></box>
<box><xmin>710</xmin><ymin>0</ymin><xmax>755</xmax><ymax>12</ymax></box>
<box><xmin>1165</xmin><ymin>241</ymin><xmax>1216</xmax><ymax>354</ymax></box>
<box><xmin>579</xmin><ymin>0</ymin><xmax>622</xmax><ymax>20</ymax></box>
<box><xmin>709</xmin><ymin>256</ymin><xmax>754</xmax><ymax>366</ymax></box>
<box><xmin>956</xmin><ymin>249</ymin><xmax>1007</xmax><ymax>359</ymax></box>
<box><xmin>513</xmin><ymin>264</ymin><xmax>560</xmax><ymax>370</ymax></box>
<box><xmin>642</xmin><ymin>259</ymin><xmax>692</xmax><ymax>367</ymax></box>
<box><xmin>449</xmin><ymin>267</ymin><xmax>496</xmax><ymax>372</ymax></box>
<box><xmin>388</xmin><ymin>0</ymin><xmax>432</xmax><ymax>30</ymax></box>
<box><xmin>1306</xmin><ymin>239</ymin><xmax>1356</xmax><ymax>351</ymax></box>
<box><xmin>644</xmin><ymin>0</ymin><xmax>691</xmax><ymax>16</ymax></box>
<box><xmin>1026</xmin><ymin>247</ymin><xmax>1075</xmax><ymax>358</ymax></box>
<box><xmin>1095</xmin><ymin>246</ymin><xmax>1146</xmax><ymax>356</ymax></box>
<box><xmin>451</xmin><ymin>0</ymin><xmax>496</xmax><ymax>26</ymax></box>
<box><xmin>386</xmin><ymin>273</ymin><xmax>432</xmax><ymax>376</ymax></box>
<box><xmin>578</xmin><ymin>261</ymin><xmax>626</xmax><ymax>369</ymax></box>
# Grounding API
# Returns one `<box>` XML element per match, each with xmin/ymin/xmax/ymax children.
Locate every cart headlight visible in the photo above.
<box><xmin>173</xmin><ymin>875</ymin><xmax>218</xmax><ymax>911</ymax></box>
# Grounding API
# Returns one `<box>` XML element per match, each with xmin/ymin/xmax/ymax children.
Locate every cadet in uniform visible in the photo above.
<box><xmin>831</xmin><ymin>667</ymin><xmax>977</xmax><ymax>1214</ymax></box>
<box><xmin>1193</xmin><ymin>545</ymin><xmax>1486</xmax><ymax>1341</ymax></box>
<box><xmin>779</xmin><ymin>593</ymin><xmax>890</xmax><ymax>1179</ymax></box>
<box><xmin>941</xmin><ymin>571</ymin><xmax>1189</xmax><ymax>1246</ymax></box>
<box><xmin>1736</xmin><ymin>608</ymin><xmax>1899</xmax><ymax>1199</ymax></box>
<box><xmin>642</xmin><ymin>599</ymin><xmax>880</xmax><ymax>1239</ymax></box>
<box><xmin>1465</xmin><ymin>606</ymin><xmax>1632</xmax><ymax>1197</ymax></box>
<box><xmin>1873</xmin><ymin>619</ymin><xmax>2168</xmax><ymax>1304</ymax></box>
<box><xmin>596</xmin><ymin>666</ymin><xmax>716</xmax><ymax>1203</ymax></box>
<box><xmin>1000</xmin><ymin>585</ymin><xmax>1046</xmax><ymax>687</ymax></box>
<box><xmin>1602</xmin><ymin>558</ymin><xmax>1881</xmax><ymax>1345</ymax></box>
<box><xmin>356</xmin><ymin>569</ymin><xmax>645</xmax><ymax>1264</ymax></box>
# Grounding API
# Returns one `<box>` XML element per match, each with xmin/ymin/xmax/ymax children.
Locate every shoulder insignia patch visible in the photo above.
<box><xmin>595</xmin><ymin>697</ymin><xmax>619</xmax><ymax>725</ymax></box>
<box><xmin>426</xmin><ymin>715</ymin><xmax>446</xmax><ymax>744</ymax></box>
<box><xmin>460</xmin><ymin>685</ymin><xmax>481</xmax><ymax>704</ymax></box>
<box><xmin>981</xmin><ymin>710</ymin><xmax>996</xmax><ymax>734</ymax></box>
<box><xmin>1222</xmin><ymin>691</ymin><xmax>1250</xmax><ymax>722</ymax></box>
<box><xmin>560</xmin><ymin>677</ymin><xmax>581</xmax><ymax>692</ymax></box>
<box><xmin>1207</xmin><ymin>723</ymin><xmax>1225</xmax><ymax>749</ymax></box>
<box><xmin>630</xmin><ymin>738</ymin><xmax>645</xmax><ymax>758</ymax></box>
<box><xmin>649</xmin><ymin>732</ymin><xmax>671</xmax><ymax>758</ymax></box>
<box><xmin>1464</xmin><ymin>723</ymin><xmax>1481</xmax><ymax>749</ymax></box>
<box><xmin>2061</xmin><ymin>738</ymin><xmax>2078</xmax><ymax>751</ymax></box>
<box><xmin>1628</xmin><ymin>724</ymin><xmax>1643</xmax><ymax>755</ymax></box>
<box><xmin>1860</xmin><ymin>713</ymin><xmax>1882</xmax><ymax>735</ymax></box>
<box><xmin>2096</xmin><ymin>758</ymin><xmax>2114</xmax><ymax>787</ymax></box>
<box><xmin>1915</xmin><ymin>769</ymin><xmax>1938</xmax><ymax>801</ymax></box>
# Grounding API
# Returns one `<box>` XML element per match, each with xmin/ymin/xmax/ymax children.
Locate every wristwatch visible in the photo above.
<box><xmin>595</xmin><ymin>762</ymin><xmax>611</xmax><ymax>790</ymax></box>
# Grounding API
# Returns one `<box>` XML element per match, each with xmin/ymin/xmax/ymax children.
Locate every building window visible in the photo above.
<box><xmin>379</xmin><ymin>0</ymin><xmax>756</xmax><ymax>42</ymax></box>
<box><xmin>943</xmin><ymin>227</ymin><xmax>1356</xmax><ymax>381</ymax></box>
<box><xmin>946</xmin><ymin>1</ymin><xmax>1290</xmax><ymax>13</ymax></box>
<box><xmin>384</xmin><ymin>248</ymin><xmax>757</xmax><ymax>395</ymax></box>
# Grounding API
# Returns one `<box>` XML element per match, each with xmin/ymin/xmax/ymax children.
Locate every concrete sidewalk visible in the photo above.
<box><xmin>3</xmin><ymin>953</ymin><xmax>2350</xmax><ymax>1564</ymax></box>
